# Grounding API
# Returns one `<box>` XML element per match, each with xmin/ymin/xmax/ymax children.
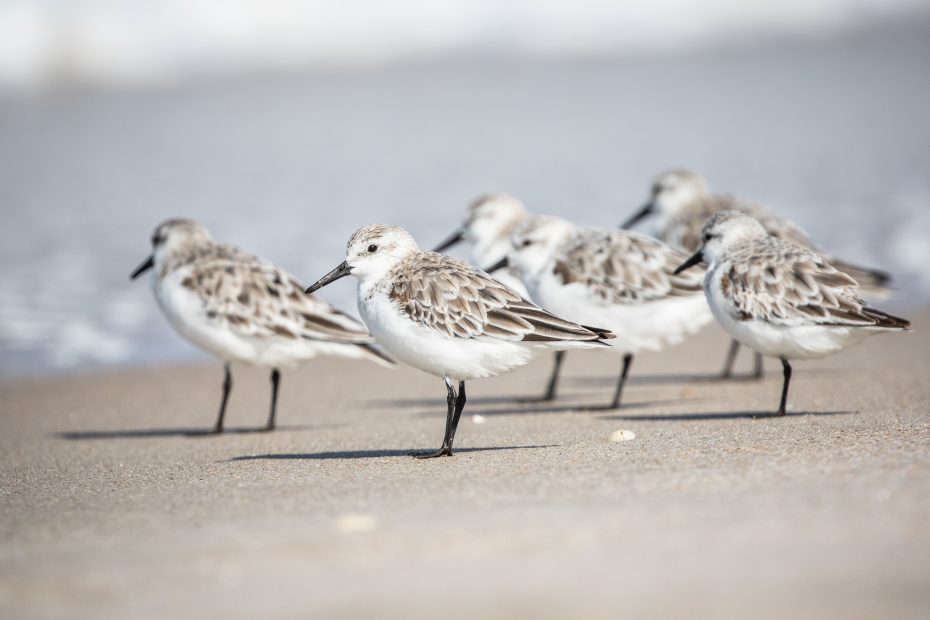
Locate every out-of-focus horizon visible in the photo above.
<box><xmin>1</xmin><ymin>0</ymin><xmax>930</xmax><ymax>377</ymax></box>
<box><xmin>0</xmin><ymin>0</ymin><xmax>924</xmax><ymax>91</ymax></box>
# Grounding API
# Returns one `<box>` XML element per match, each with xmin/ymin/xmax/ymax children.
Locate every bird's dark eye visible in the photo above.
<box><xmin>521</xmin><ymin>239</ymin><xmax>532</xmax><ymax>247</ymax></box>
<box><xmin>152</xmin><ymin>233</ymin><xmax>165</xmax><ymax>246</ymax></box>
<box><xmin>703</xmin><ymin>233</ymin><xmax>712</xmax><ymax>242</ymax></box>
<box><xmin>367</xmin><ymin>244</ymin><xmax>378</xmax><ymax>253</ymax></box>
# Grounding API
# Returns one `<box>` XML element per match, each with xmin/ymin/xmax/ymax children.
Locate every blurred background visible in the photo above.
<box><xmin>1</xmin><ymin>0</ymin><xmax>929</xmax><ymax>378</ymax></box>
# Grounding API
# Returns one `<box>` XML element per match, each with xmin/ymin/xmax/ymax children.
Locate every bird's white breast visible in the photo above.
<box><xmin>530</xmin><ymin>264</ymin><xmax>711</xmax><ymax>355</ymax></box>
<box><xmin>704</xmin><ymin>264</ymin><xmax>869</xmax><ymax>360</ymax></box>
<box><xmin>357</xmin><ymin>284</ymin><xmax>535</xmax><ymax>381</ymax></box>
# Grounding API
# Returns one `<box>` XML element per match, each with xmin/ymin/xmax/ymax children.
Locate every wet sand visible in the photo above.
<box><xmin>1</xmin><ymin>316</ymin><xmax>928</xmax><ymax>619</ymax></box>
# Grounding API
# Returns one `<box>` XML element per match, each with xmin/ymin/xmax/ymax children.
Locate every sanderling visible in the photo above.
<box><xmin>497</xmin><ymin>215</ymin><xmax>713</xmax><ymax>409</ymax></box>
<box><xmin>131</xmin><ymin>218</ymin><xmax>393</xmax><ymax>434</ymax></box>
<box><xmin>674</xmin><ymin>211</ymin><xmax>909</xmax><ymax>415</ymax></box>
<box><xmin>433</xmin><ymin>193</ymin><xmax>531</xmax><ymax>296</ymax></box>
<box><xmin>622</xmin><ymin>168</ymin><xmax>892</xmax><ymax>378</ymax></box>
<box><xmin>433</xmin><ymin>193</ymin><xmax>567</xmax><ymax>401</ymax></box>
<box><xmin>305</xmin><ymin>224</ymin><xmax>613</xmax><ymax>458</ymax></box>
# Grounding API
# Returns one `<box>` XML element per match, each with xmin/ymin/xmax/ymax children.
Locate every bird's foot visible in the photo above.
<box><xmin>409</xmin><ymin>447</ymin><xmax>454</xmax><ymax>459</ymax></box>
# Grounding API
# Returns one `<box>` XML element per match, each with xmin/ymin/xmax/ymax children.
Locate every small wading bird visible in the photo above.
<box><xmin>131</xmin><ymin>219</ymin><xmax>393</xmax><ymax>434</ymax></box>
<box><xmin>306</xmin><ymin>224</ymin><xmax>614</xmax><ymax>458</ymax></box>
<box><xmin>623</xmin><ymin>168</ymin><xmax>892</xmax><ymax>379</ymax></box>
<box><xmin>492</xmin><ymin>216</ymin><xmax>712</xmax><ymax>409</ymax></box>
<box><xmin>434</xmin><ymin>194</ymin><xmax>569</xmax><ymax>401</ymax></box>
<box><xmin>673</xmin><ymin>211</ymin><xmax>909</xmax><ymax>415</ymax></box>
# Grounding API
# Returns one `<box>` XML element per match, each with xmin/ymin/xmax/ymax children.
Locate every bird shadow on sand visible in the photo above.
<box><xmin>366</xmin><ymin>394</ymin><xmax>707</xmax><ymax>411</ymax></box>
<box><xmin>570</xmin><ymin>366</ymin><xmax>846</xmax><ymax>388</ymax></box>
<box><xmin>364</xmin><ymin>395</ymin><xmax>529</xmax><ymax>408</ymax></box>
<box><xmin>54</xmin><ymin>424</ymin><xmax>339</xmax><ymax>441</ymax></box>
<box><xmin>410</xmin><ymin>397</ymin><xmax>707</xmax><ymax>418</ymax></box>
<box><xmin>599</xmin><ymin>410</ymin><xmax>858</xmax><ymax>422</ymax></box>
<box><xmin>228</xmin><ymin>444</ymin><xmax>558</xmax><ymax>461</ymax></box>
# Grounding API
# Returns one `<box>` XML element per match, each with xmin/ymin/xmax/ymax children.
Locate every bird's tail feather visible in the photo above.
<box><xmin>832</xmin><ymin>259</ymin><xmax>892</xmax><ymax>296</ymax></box>
<box><xmin>862</xmin><ymin>307</ymin><xmax>911</xmax><ymax>330</ymax></box>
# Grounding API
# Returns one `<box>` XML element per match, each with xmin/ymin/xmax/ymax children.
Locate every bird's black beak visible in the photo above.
<box><xmin>620</xmin><ymin>202</ymin><xmax>654</xmax><ymax>229</ymax></box>
<box><xmin>673</xmin><ymin>250</ymin><xmax>703</xmax><ymax>275</ymax></box>
<box><xmin>305</xmin><ymin>261</ymin><xmax>352</xmax><ymax>294</ymax></box>
<box><xmin>130</xmin><ymin>255</ymin><xmax>155</xmax><ymax>280</ymax></box>
<box><xmin>432</xmin><ymin>227</ymin><xmax>465</xmax><ymax>253</ymax></box>
<box><xmin>484</xmin><ymin>257</ymin><xmax>509</xmax><ymax>274</ymax></box>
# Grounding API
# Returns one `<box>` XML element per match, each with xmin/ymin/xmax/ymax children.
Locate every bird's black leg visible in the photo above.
<box><xmin>720</xmin><ymin>339</ymin><xmax>740</xmax><ymax>379</ymax></box>
<box><xmin>447</xmin><ymin>381</ymin><xmax>467</xmax><ymax>447</ymax></box>
<box><xmin>412</xmin><ymin>378</ymin><xmax>458</xmax><ymax>459</ymax></box>
<box><xmin>541</xmin><ymin>351</ymin><xmax>565</xmax><ymax>401</ymax></box>
<box><xmin>519</xmin><ymin>351</ymin><xmax>565</xmax><ymax>403</ymax></box>
<box><xmin>777</xmin><ymin>358</ymin><xmax>792</xmax><ymax>416</ymax></box>
<box><xmin>752</xmin><ymin>352</ymin><xmax>765</xmax><ymax>380</ymax></box>
<box><xmin>609</xmin><ymin>354</ymin><xmax>634</xmax><ymax>409</ymax></box>
<box><xmin>211</xmin><ymin>364</ymin><xmax>232</xmax><ymax>434</ymax></box>
<box><xmin>262</xmin><ymin>368</ymin><xmax>280</xmax><ymax>432</ymax></box>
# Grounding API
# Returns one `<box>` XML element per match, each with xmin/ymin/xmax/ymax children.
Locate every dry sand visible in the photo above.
<box><xmin>1</xmin><ymin>316</ymin><xmax>928</xmax><ymax>619</ymax></box>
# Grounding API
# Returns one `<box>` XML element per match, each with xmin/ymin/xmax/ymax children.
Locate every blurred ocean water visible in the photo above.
<box><xmin>1</xmin><ymin>17</ymin><xmax>929</xmax><ymax>377</ymax></box>
<box><xmin>1</xmin><ymin>0</ymin><xmax>925</xmax><ymax>90</ymax></box>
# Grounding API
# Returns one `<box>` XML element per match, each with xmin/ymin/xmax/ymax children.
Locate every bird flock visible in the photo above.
<box><xmin>131</xmin><ymin>168</ymin><xmax>910</xmax><ymax>458</ymax></box>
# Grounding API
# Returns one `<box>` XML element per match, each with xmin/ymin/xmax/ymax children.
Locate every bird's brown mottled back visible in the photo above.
<box><xmin>552</xmin><ymin>229</ymin><xmax>704</xmax><ymax>304</ymax></box>
<box><xmin>719</xmin><ymin>237</ymin><xmax>908</xmax><ymax>328</ymax></box>
<box><xmin>384</xmin><ymin>251</ymin><xmax>613</xmax><ymax>342</ymax></box>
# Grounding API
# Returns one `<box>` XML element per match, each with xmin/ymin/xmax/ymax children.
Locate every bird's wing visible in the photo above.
<box><xmin>667</xmin><ymin>196</ymin><xmax>815</xmax><ymax>253</ymax></box>
<box><xmin>186</xmin><ymin>249</ymin><xmax>374</xmax><ymax>343</ymax></box>
<box><xmin>552</xmin><ymin>229</ymin><xmax>703</xmax><ymax>305</ymax></box>
<box><xmin>720</xmin><ymin>241</ymin><xmax>907</xmax><ymax>329</ymax></box>
<box><xmin>388</xmin><ymin>253</ymin><xmax>612</xmax><ymax>342</ymax></box>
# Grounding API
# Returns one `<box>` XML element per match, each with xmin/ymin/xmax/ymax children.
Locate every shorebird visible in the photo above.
<box><xmin>131</xmin><ymin>218</ymin><xmax>393</xmax><ymax>434</ymax></box>
<box><xmin>622</xmin><ymin>168</ymin><xmax>892</xmax><ymax>378</ymax></box>
<box><xmin>433</xmin><ymin>193</ymin><xmax>566</xmax><ymax>401</ymax></box>
<box><xmin>674</xmin><ymin>211</ymin><xmax>909</xmax><ymax>415</ymax></box>
<box><xmin>306</xmin><ymin>224</ymin><xmax>614</xmax><ymax>458</ymax></box>
<box><xmin>497</xmin><ymin>215</ymin><xmax>712</xmax><ymax>408</ymax></box>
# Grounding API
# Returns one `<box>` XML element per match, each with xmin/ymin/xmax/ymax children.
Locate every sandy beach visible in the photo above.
<box><xmin>1</xmin><ymin>313</ymin><xmax>928</xmax><ymax>619</ymax></box>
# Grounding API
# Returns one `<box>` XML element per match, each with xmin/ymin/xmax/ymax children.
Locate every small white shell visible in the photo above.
<box><xmin>335</xmin><ymin>513</ymin><xmax>378</xmax><ymax>533</ymax></box>
<box><xmin>609</xmin><ymin>429</ymin><xmax>636</xmax><ymax>442</ymax></box>
<box><xmin>471</xmin><ymin>414</ymin><xmax>487</xmax><ymax>424</ymax></box>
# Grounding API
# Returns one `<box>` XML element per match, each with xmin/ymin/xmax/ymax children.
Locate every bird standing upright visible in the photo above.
<box><xmin>131</xmin><ymin>218</ymin><xmax>393</xmax><ymax>433</ymax></box>
<box><xmin>307</xmin><ymin>224</ymin><xmax>613</xmax><ymax>458</ymax></box>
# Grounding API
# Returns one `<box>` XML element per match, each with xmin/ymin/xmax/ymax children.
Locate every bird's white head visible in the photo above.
<box><xmin>673</xmin><ymin>211</ymin><xmax>768</xmax><ymax>275</ymax></box>
<box><xmin>464</xmin><ymin>193</ymin><xmax>528</xmax><ymax>245</ymax></box>
<box><xmin>700</xmin><ymin>211</ymin><xmax>768</xmax><ymax>263</ymax></box>
<box><xmin>346</xmin><ymin>224</ymin><xmax>419</xmax><ymax>281</ymax></box>
<box><xmin>306</xmin><ymin>224</ymin><xmax>420</xmax><ymax>294</ymax></box>
<box><xmin>650</xmin><ymin>168</ymin><xmax>709</xmax><ymax>216</ymax></box>
<box><xmin>507</xmin><ymin>215</ymin><xmax>576</xmax><ymax>280</ymax></box>
<box><xmin>130</xmin><ymin>218</ymin><xmax>212</xmax><ymax>280</ymax></box>
<box><xmin>433</xmin><ymin>193</ymin><xmax>529</xmax><ymax>263</ymax></box>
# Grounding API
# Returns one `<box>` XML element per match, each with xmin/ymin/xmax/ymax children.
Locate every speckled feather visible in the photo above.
<box><xmin>718</xmin><ymin>236</ymin><xmax>907</xmax><ymax>328</ymax></box>
<box><xmin>552</xmin><ymin>228</ymin><xmax>704</xmax><ymax>304</ymax></box>
<box><xmin>381</xmin><ymin>252</ymin><xmax>612</xmax><ymax>343</ymax></box>
<box><xmin>164</xmin><ymin>243</ymin><xmax>375</xmax><ymax>344</ymax></box>
<box><xmin>666</xmin><ymin>196</ymin><xmax>812</xmax><ymax>254</ymax></box>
